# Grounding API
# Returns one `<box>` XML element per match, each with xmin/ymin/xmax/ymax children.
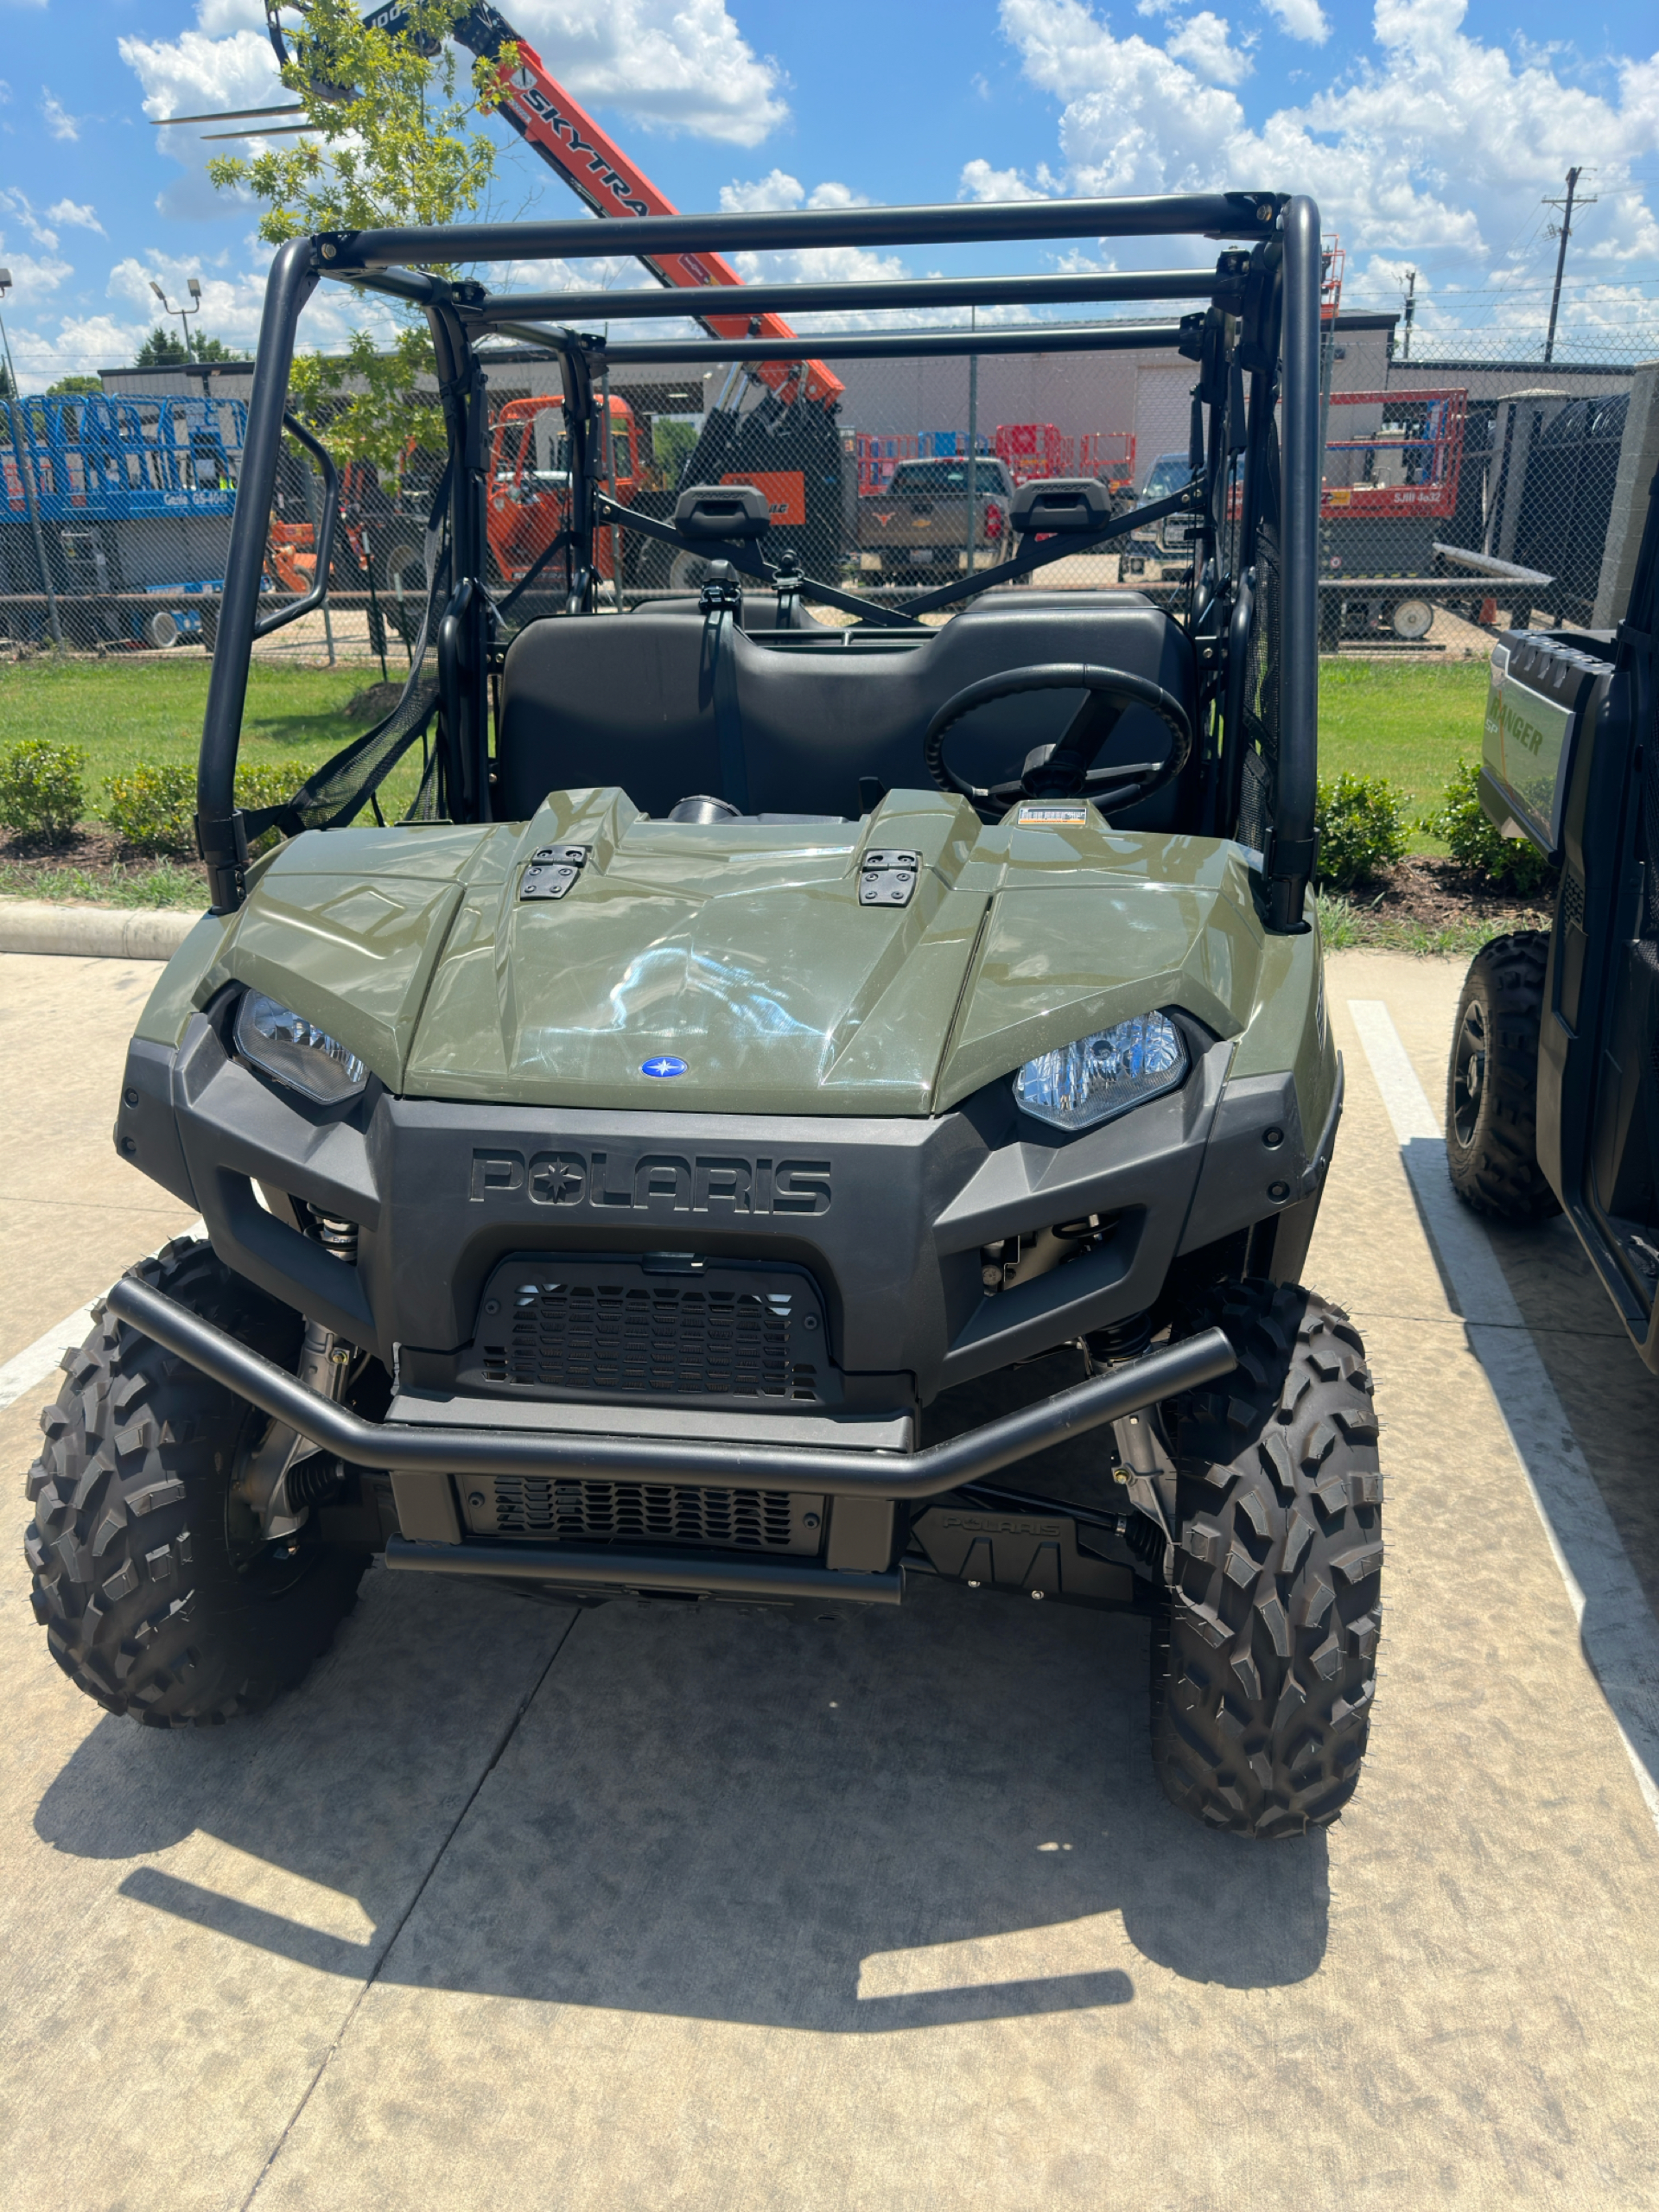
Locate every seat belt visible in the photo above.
<box><xmin>700</xmin><ymin>570</ymin><xmax>750</xmax><ymax>814</ymax></box>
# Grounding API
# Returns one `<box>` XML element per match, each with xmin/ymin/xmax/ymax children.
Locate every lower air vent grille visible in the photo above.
<box><xmin>461</xmin><ymin>1256</ymin><xmax>836</xmax><ymax>1408</ymax></box>
<box><xmin>490</xmin><ymin>1478</ymin><xmax>810</xmax><ymax>1553</ymax></box>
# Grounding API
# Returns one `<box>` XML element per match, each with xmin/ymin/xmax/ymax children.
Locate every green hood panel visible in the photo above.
<box><xmin>406</xmin><ymin>789</ymin><xmax>990</xmax><ymax>1115</ymax></box>
<box><xmin>403</xmin><ymin>791</ymin><xmax>1269</xmax><ymax>1116</ymax></box>
<box><xmin>200</xmin><ymin>823</ymin><xmax>486</xmax><ymax>1088</ymax></box>
<box><xmin>188</xmin><ymin>795</ymin><xmax>1274</xmax><ymax>1116</ymax></box>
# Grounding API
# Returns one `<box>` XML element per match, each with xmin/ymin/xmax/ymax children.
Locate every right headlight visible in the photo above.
<box><xmin>234</xmin><ymin>991</ymin><xmax>367</xmax><ymax>1107</ymax></box>
<box><xmin>1014</xmin><ymin>1011</ymin><xmax>1187</xmax><ymax>1133</ymax></box>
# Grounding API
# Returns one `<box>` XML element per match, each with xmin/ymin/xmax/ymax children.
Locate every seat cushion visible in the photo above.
<box><xmin>497</xmin><ymin>596</ymin><xmax>1198</xmax><ymax>827</ymax></box>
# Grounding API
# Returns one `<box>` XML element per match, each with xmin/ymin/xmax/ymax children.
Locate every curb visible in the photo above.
<box><xmin>0</xmin><ymin>899</ymin><xmax>200</xmax><ymax>961</ymax></box>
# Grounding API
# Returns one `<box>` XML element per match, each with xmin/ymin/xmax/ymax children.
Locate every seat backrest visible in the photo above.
<box><xmin>496</xmin><ymin>594</ymin><xmax>1197</xmax><ymax>828</ymax></box>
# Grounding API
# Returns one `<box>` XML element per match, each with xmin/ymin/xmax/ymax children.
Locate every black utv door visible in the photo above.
<box><xmin>1541</xmin><ymin>471</ymin><xmax>1659</xmax><ymax>1363</ymax></box>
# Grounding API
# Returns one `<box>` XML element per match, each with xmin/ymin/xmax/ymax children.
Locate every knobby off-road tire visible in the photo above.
<box><xmin>1153</xmin><ymin>1281</ymin><xmax>1383</xmax><ymax>1838</ymax></box>
<box><xmin>25</xmin><ymin>1237</ymin><xmax>369</xmax><ymax>1726</ymax></box>
<box><xmin>1446</xmin><ymin>930</ymin><xmax>1560</xmax><ymax>1221</ymax></box>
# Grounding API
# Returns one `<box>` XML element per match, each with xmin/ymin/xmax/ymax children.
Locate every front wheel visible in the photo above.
<box><xmin>24</xmin><ymin>1237</ymin><xmax>370</xmax><ymax>1726</ymax></box>
<box><xmin>1446</xmin><ymin>931</ymin><xmax>1559</xmax><ymax>1220</ymax></box>
<box><xmin>1153</xmin><ymin>1281</ymin><xmax>1383</xmax><ymax>1838</ymax></box>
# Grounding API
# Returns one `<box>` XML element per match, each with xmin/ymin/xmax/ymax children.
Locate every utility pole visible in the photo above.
<box><xmin>1401</xmin><ymin>270</ymin><xmax>1416</xmax><ymax>362</ymax></box>
<box><xmin>1543</xmin><ymin>168</ymin><xmax>1595</xmax><ymax>365</ymax></box>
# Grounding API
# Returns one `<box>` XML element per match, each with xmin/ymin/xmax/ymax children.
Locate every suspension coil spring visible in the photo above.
<box><xmin>315</xmin><ymin>1211</ymin><xmax>359</xmax><ymax>1266</ymax></box>
<box><xmin>1084</xmin><ymin>1309</ymin><xmax>1153</xmax><ymax>1370</ymax></box>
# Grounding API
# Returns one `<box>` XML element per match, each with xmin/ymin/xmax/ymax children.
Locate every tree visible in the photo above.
<box><xmin>132</xmin><ymin>327</ymin><xmax>248</xmax><ymax>369</ymax></box>
<box><xmin>133</xmin><ymin>326</ymin><xmax>188</xmax><ymax>368</ymax></box>
<box><xmin>0</xmin><ymin>360</ymin><xmax>15</xmax><ymax>402</ymax></box>
<box><xmin>207</xmin><ymin>0</ymin><xmax>512</xmax><ymax>245</ymax></box>
<box><xmin>47</xmin><ymin>374</ymin><xmax>103</xmax><ymax>395</ymax></box>
<box><xmin>207</xmin><ymin>0</ymin><xmax>514</xmax><ymax>483</ymax></box>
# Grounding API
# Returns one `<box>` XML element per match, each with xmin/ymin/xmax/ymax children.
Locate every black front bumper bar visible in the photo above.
<box><xmin>106</xmin><ymin>1275</ymin><xmax>1235</xmax><ymax>1499</ymax></box>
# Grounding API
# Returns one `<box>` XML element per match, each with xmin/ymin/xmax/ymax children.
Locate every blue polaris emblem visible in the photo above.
<box><xmin>641</xmin><ymin>1055</ymin><xmax>689</xmax><ymax>1079</ymax></box>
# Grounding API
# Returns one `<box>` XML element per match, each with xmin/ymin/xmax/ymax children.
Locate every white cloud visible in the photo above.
<box><xmin>195</xmin><ymin>0</ymin><xmax>271</xmax><ymax>30</ymax></box>
<box><xmin>986</xmin><ymin>0</ymin><xmax>1659</xmax><ymax>351</ymax></box>
<box><xmin>719</xmin><ymin>168</ymin><xmax>805</xmax><ymax>213</ymax></box>
<box><xmin>121</xmin><ymin>24</ymin><xmax>282</xmax><ymax>124</ymax></box>
<box><xmin>1261</xmin><ymin>0</ymin><xmax>1328</xmax><ymax>42</ymax></box>
<box><xmin>40</xmin><ymin>87</ymin><xmax>80</xmax><ymax>141</ymax></box>
<box><xmin>460</xmin><ymin>0</ymin><xmax>786</xmax><ymax>146</ymax></box>
<box><xmin>0</xmin><ymin>243</ymin><xmax>73</xmax><ymax>300</ymax></box>
<box><xmin>45</xmin><ymin>199</ymin><xmax>104</xmax><ymax>234</ymax></box>
<box><xmin>959</xmin><ymin>157</ymin><xmax>1039</xmax><ymax>201</ymax></box>
<box><xmin>1164</xmin><ymin>10</ymin><xmax>1253</xmax><ymax>86</ymax></box>
<box><xmin>0</xmin><ymin>188</ymin><xmax>60</xmax><ymax>251</ymax></box>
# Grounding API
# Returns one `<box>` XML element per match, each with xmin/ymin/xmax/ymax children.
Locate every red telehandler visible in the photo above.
<box><xmin>264</xmin><ymin>2</ymin><xmax>848</xmax><ymax>590</ymax></box>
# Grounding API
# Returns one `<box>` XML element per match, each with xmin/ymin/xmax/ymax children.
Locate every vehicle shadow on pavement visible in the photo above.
<box><xmin>35</xmin><ymin>1573</ymin><xmax>1330</xmax><ymax>2027</ymax></box>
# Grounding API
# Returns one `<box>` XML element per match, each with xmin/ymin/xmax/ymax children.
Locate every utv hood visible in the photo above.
<box><xmin>203</xmin><ymin>789</ymin><xmax>1268</xmax><ymax>1117</ymax></box>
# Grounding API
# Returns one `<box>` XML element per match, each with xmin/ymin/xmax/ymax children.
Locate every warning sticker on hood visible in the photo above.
<box><xmin>1016</xmin><ymin>803</ymin><xmax>1090</xmax><ymax>826</ymax></box>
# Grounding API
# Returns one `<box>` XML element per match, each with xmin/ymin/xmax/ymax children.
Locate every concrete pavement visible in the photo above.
<box><xmin>2</xmin><ymin>946</ymin><xmax>1657</xmax><ymax>2209</ymax></box>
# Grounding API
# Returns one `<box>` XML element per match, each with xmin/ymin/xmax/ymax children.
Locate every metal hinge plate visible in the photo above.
<box><xmin>859</xmin><ymin>849</ymin><xmax>919</xmax><ymax>906</ymax></box>
<box><xmin>519</xmin><ymin>845</ymin><xmax>591</xmax><ymax>901</ymax></box>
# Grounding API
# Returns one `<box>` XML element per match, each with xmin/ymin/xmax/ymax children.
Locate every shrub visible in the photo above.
<box><xmin>1313</xmin><ymin>771</ymin><xmax>1409</xmax><ymax>891</ymax></box>
<box><xmin>103</xmin><ymin>759</ymin><xmax>312</xmax><ymax>857</ymax></box>
<box><xmin>0</xmin><ymin>738</ymin><xmax>86</xmax><ymax>842</ymax></box>
<box><xmin>234</xmin><ymin>760</ymin><xmax>311</xmax><ymax>815</ymax></box>
<box><xmin>1419</xmin><ymin>759</ymin><xmax>1555</xmax><ymax>896</ymax></box>
<box><xmin>103</xmin><ymin>763</ymin><xmax>195</xmax><ymax>853</ymax></box>
<box><xmin>234</xmin><ymin>761</ymin><xmax>310</xmax><ymax>857</ymax></box>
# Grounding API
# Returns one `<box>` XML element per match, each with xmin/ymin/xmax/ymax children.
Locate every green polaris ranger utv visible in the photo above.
<box><xmin>1446</xmin><ymin>463</ymin><xmax>1659</xmax><ymax>1339</ymax></box>
<box><xmin>24</xmin><ymin>192</ymin><xmax>1382</xmax><ymax>1838</ymax></box>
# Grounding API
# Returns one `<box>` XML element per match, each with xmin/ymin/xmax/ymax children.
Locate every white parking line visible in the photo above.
<box><xmin>0</xmin><ymin>1220</ymin><xmax>207</xmax><ymax>1420</ymax></box>
<box><xmin>1349</xmin><ymin>998</ymin><xmax>1659</xmax><ymax>1829</ymax></box>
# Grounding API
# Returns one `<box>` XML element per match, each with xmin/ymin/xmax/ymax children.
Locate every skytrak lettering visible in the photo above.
<box><xmin>469</xmin><ymin>1147</ymin><xmax>831</xmax><ymax>1215</ymax></box>
<box><xmin>507</xmin><ymin>79</ymin><xmax>652</xmax><ymax>215</ymax></box>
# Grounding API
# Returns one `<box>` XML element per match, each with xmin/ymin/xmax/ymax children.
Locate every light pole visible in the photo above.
<box><xmin>0</xmin><ymin>266</ymin><xmax>63</xmax><ymax>648</ymax></box>
<box><xmin>150</xmin><ymin>276</ymin><xmax>202</xmax><ymax>363</ymax></box>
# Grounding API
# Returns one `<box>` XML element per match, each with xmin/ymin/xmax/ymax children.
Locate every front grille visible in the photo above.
<box><xmin>486</xmin><ymin>1477</ymin><xmax>815</xmax><ymax>1553</ymax></box>
<box><xmin>461</xmin><ymin>1257</ymin><xmax>835</xmax><ymax>1408</ymax></box>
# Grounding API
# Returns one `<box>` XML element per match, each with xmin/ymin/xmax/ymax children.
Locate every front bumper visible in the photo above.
<box><xmin>107</xmin><ymin>1271</ymin><xmax>1235</xmax><ymax>1602</ymax></box>
<box><xmin>114</xmin><ymin>996</ymin><xmax>1338</xmax><ymax>1408</ymax></box>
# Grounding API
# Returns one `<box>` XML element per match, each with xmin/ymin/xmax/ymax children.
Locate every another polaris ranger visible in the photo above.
<box><xmin>1446</xmin><ymin>466</ymin><xmax>1659</xmax><ymax>1357</ymax></box>
<box><xmin>24</xmin><ymin>192</ymin><xmax>1382</xmax><ymax>1839</ymax></box>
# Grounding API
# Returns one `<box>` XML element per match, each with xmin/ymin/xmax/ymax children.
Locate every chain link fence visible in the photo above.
<box><xmin>3</xmin><ymin>321</ymin><xmax>1656</xmax><ymax>664</ymax></box>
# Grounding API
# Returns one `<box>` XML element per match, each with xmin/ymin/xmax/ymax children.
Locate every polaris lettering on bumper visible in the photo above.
<box><xmin>469</xmin><ymin>1147</ymin><xmax>832</xmax><ymax>1215</ymax></box>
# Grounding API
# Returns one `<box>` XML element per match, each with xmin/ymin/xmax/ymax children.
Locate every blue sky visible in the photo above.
<box><xmin>2</xmin><ymin>0</ymin><xmax>1657</xmax><ymax>385</ymax></box>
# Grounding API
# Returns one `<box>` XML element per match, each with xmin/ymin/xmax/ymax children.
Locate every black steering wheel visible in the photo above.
<box><xmin>923</xmin><ymin>663</ymin><xmax>1192</xmax><ymax>824</ymax></box>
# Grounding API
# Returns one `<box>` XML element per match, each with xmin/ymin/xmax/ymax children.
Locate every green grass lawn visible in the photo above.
<box><xmin>2</xmin><ymin>647</ymin><xmax>1490</xmax><ymax>854</ymax></box>
<box><xmin>1318</xmin><ymin>657</ymin><xmax>1491</xmax><ymax>855</ymax></box>
<box><xmin>0</xmin><ymin>655</ymin><xmax>386</xmax><ymax>796</ymax></box>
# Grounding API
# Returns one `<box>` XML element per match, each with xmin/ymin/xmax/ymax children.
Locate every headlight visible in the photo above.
<box><xmin>234</xmin><ymin>992</ymin><xmax>367</xmax><ymax>1106</ymax></box>
<box><xmin>1014</xmin><ymin>1011</ymin><xmax>1187</xmax><ymax>1133</ymax></box>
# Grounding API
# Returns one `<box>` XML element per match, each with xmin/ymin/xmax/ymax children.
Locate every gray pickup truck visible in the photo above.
<box><xmin>855</xmin><ymin>456</ymin><xmax>1018</xmax><ymax>581</ymax></box>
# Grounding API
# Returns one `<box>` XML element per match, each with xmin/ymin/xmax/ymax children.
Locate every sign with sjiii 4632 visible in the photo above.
<box><xmin>470</xmin><ymin>1148</ymin><xmax>831</xmax><ymax>1215</ymax></box>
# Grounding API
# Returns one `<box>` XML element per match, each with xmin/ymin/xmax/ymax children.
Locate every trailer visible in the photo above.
<box><xmin>1318</xmin><ymin>387</ymin><xmax>1479</xmax><ymax>645</ymax></box>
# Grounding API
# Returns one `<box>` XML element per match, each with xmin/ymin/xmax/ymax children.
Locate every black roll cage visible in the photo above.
<box><xmin>196</xmin><ymin>189</ymin><xmax>1322</xmax><ymax>934</ymax></box>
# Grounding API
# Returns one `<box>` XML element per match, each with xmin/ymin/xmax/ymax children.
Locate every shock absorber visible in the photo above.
<box><xmin>1085</xmin><ymin>1310</ymin><xmax>1175</xmax><ymax>1566</ymax></box>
